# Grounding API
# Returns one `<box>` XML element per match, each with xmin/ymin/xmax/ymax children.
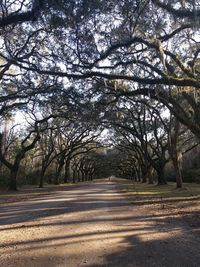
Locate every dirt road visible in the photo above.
<box><xmin>0</xmin><ymin>179</ymin><xmax>200</xmax><ymax>267</ymax></box>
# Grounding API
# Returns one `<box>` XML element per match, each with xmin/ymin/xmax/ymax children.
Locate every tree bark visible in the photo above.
<box><xmin>148</xmin><ymin>168</ymin><xmax>154</xmax><ymax>184</ymax></box>
<box><xmin>136</xmin><ymin>168</ymin><xmax>142</xmax><ymax>182</ymax></box>
<box><xmin>81</xmin><ymin>171</ymin><xmax>85</xmax><ymax>182</ymax></box>
<box><xmin>55</xmin><ymin>165</ymin><xmax>62</xmax><ymax>185</ymax></box>
<box><xmin>141</xmin><ymin>168</ymin><xmax>147</xmax><ymax>183</ymax></box>
<box><xmin>9</xmin><ymin>168</ymin><xmax>18</xmax><ymax>191</ymax></box>
<box><xmin>85</xmin><ymin>171</ymin><xmax>89</xmax><ymax>181</ymax></box>
<box><xmin>157</xmin><ymin>167</ymin><xmax>167</xmax><ymax>185</ymax></box>
<box><xmin>39</xmin><ymin>168</ymin><xmax>45</xmax><ymax>188</ymax></box>
<box><xmin>173</xmin><ymin>155</ymin><xmax>183</xmax><ymax>188</ymax></box>
<box><xmin>77</xmin><ymin>170</ymin><xmax>81</xmax><ymax>182</ymax></box>
<box><xmin>64</xmin><ymin>159</ymin><xmax>70</xmax><ymax>183</ymax></box>
<box><xmin>72</xmin><ymin>170</ymin><xmax>76</xmax><ymax>183</ymax></box>
<box><xmin>55</xmin><ymin>158</ymin><xmax>65</xmax><ymax>185</ymax></box>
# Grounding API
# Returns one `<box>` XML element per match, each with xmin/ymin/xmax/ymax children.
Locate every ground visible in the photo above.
<box><xmin>0</xmin><ymin>178</ymin><xmax>200</xmax><ymax>267</ymax></box>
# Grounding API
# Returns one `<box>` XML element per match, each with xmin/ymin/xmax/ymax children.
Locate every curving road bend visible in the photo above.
<box><xmin>0</xmin><ymin>178</ymin><xmax>200</xmax><ymax>267</ymax></box>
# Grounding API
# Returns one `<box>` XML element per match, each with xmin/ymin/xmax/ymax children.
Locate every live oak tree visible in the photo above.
<box><xmin>38</xmin><ymin>126</ymin><xmax>58</xmax><ymax>188</ymax></box>
<box><xmin>0</xmin><ymin>121</ymin><xmax>41</xmax><ymax>190</ymax></box>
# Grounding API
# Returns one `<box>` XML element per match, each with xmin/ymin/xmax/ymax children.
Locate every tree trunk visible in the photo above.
<box><xmin>9</xmin><ymin>168</ymin><xmax>18</xmax><ymax>191</ymax></box>
<box><xmin>137</xmin><ymin>169</ymin><xmax>141</xmax><ymax>182</ymax></box>
<box><xmin>64</xmin><ymin>159</ymin><xmax>70</xmax><ymax>183</ymax></box>
<box><xmin>39</xmin><ymin>168</ymin><xmax>45</xmax><ymax>188</ymax></box>
<box><xmin>77</xmin><ymin>170</ymin><xmax>81</xmax><ymax>182</ymax></box>
<box><xmin>148</xmin><ymin>168</ymin><xmax>154</xmax><ymax>184</ymax></box>
<box><xmin>134</xmin><ymin>171</ymin><xmax>138</xmax><ymax>182</ymax></box>
<box><xmin>90</xmin><ymin>174</ymin><xmax>93</xmax><ymax>181</ymax></box>
<box><xmin>89</xmin><ymin>172</ymin><xmax>93</xmax><ymax>181</ymax></box>
<box><xmin>141</xmin><ymin>168</ymin><xmax>147</xmax><ymax>183</ymax></box>
<box><xmin>55</xmin><ymin>154</ymin><xmax>66</xmax><ymax>185</ymax></box>
<box><xmin>72</xmin><ymin>170</ymin><xmax>76</xmax><ymax>183</ymax></box>
<box><xmin>85</xmin><ymin>171</ymin><xmax>88</xmax><ymax>181</ymax></box>
<box><xmin>157</xmin><ymin>167</ymin><xmax>167</xmax><ymax>185</ymax></box>
<box><xmin>55</xmin><ymin>164</ymin><xmax>63</xmax><ymax>185</ymax></box>
<box><xmin>173</xmin><ymin>156</ymin><xmax>183</xmax><ymax>188</ymax></box>
<box><xmin>81</xmin><ymin>171</ymin><xmax>85</xmax><ymax>182</ymax></box>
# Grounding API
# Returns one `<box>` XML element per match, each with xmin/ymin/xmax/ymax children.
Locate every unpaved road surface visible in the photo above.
<box><xmin>0</xmin><ymin>179</ymin><xmax>200</xmax><ymax>267</ymax></box>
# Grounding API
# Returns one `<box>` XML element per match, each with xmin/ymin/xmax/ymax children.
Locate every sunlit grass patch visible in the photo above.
<box><xmin>124</xmin><ymin>182</ymin><xmax>200</xmax><ymax>199</ymax></box>
<box><xmin>122</xmin><ymin>181</ymin><xmax>200</xmax><ymax>213</ymax></box>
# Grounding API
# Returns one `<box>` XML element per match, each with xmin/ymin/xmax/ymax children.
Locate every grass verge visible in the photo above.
<box><xmin>124</xmin><ymin>182</ymin><xmax>200</xmax><ymax>198</ymax></box>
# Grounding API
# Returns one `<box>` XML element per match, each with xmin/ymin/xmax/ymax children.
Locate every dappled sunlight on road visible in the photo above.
<box><xmin>0</xmin><ymin>179</ymin><xmax>200</xmax><ymax>267</ymax></box>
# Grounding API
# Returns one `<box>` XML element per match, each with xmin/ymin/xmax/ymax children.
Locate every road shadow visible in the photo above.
<box><xmin>1</xmin><ymin>179</ymin><xmax>200</xmax><ymax>267</ymax></box>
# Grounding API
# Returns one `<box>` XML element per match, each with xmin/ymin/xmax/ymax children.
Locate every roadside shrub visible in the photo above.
<box><xmin>0</xmin><ymin>169</ymin><xmax>9</xmax><ymax>188</ymax></box>
<box><xmin>182</xmin><ymin>168</ymin><xmax>200</xmax><ymax>183</ymax></box>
